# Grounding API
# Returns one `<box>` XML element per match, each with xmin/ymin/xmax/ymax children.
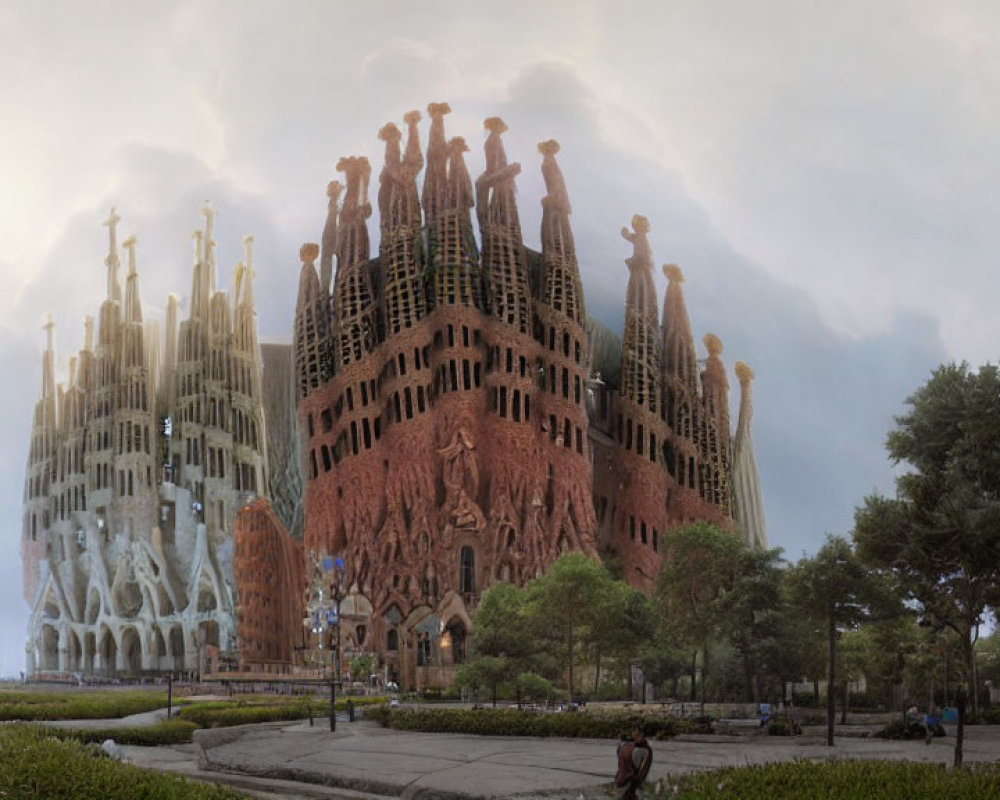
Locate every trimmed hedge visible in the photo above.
<box><xmin>0</xmin><ymin>724</ymin><xmax>243</xmax><ymax>799</ymax></box>
<box><xmin>178</xmin><ymin>702</ymin><xmax>313</xmax><ymax>728</ymax></box>
<box><xmin>0</xmin><ymin>689</ymin><xmax>167</xmax><ymax>721</ymax></box>
<box><xmin>52</xmin><ymin>719</ymin><xmax>199</xmax><ymax>746</ymax></box>
<box><xmin>366</xmin><ymin>706</ymin><xmax>711</xmax><ymax>738</ymax></box>
<box><xmin>652</xmin><ymin>760</ymin><xmax>1000</xmax><ymax>799</ymax></box>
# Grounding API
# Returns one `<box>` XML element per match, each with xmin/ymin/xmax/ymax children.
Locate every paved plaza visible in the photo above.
<box><xmin>115</xmin><ymin>717</ymin><xmax>1000</xmax><ymax>800</ymax></box>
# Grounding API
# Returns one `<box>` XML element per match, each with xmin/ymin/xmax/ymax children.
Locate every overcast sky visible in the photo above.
<box><xmin>1</xmin><ymin>1</ymin><xmax>995</xmax><ymax>675</ymax></box>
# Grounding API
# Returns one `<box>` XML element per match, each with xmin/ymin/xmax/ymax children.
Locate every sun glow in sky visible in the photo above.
<box><xmin>1</xmin><ymin>0</ymin><xmax>997</xmax><ymax>675</ymax></box>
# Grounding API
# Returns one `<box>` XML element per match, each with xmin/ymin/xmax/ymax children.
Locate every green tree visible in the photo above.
<box><xmin>590</xmin><ymin>582</ymin><xmax>653</xmax><ymax>697</ymax></box>
<box><xmin>524</xmin><ymin>553</ymin><xmax>613</xmax><ymax>698</ymax></box>
<box><xmin>654</xmin><ymin>523</ymin><xmax>746</xmax><ymax>707</ymax></box>
<box><xmin>454</xmin><ymin>655</ymin><xmax>509</xmax><ymax>707</ymax></box>
<box><xmin>854</xmin><ymin>362</ymin><xmax>1000</xmax><ymax>714</ymax></box>
<box><xmin>787</xmin><ymin>536</ymin><xmax>900</xmax><ymax>745</ymax></box>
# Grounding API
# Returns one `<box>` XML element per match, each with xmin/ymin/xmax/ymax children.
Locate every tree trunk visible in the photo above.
<box><xmin>840</xmin><ymin>682</ymin><xmax>848</xmax><ymax>725</ymax></box>
<box><xmin>962</xmin><ymin>629</ymin><xmax>978</xmax><ymax>716</ymax></box>
<box><xmin>700</xmin><ymin>644</ymin><xmax>708</xmax><ymax>718</ymax></box>
<box><xmin>954</xmin><ymin>684</ymin><xmax>966</xmax><ymax>768</ymax></box>
<box><xmin>594</xmin><ymin>644</ymin><xmax>601</xmax><ymax>695</ymax></box>
<box><xmin>567</xmin><ymin>623</ymin><xmax>574</xmax><ymax>700</ymax></box>
<box><xmin>690</xmin><ymin>651</ymin><xmax>697</xmax><ymax>701</ymax></box>
<box><xmin>827</xmin><ymin>607</ymin><xmax>836</xmax><ymax>747</ymax></box>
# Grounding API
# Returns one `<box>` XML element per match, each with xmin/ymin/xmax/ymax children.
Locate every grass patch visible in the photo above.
<box><xmin>651</xmin><ymin>760</ymin><xmax>1000</xmax><ymax>799</ymax></box>
<box><xmin>366</xmin><ymin>705</ymin><xmax>711</xmax><ymax>738</ymax></box>
<box><xmin>0</xmin><ymin>724</ymin><xmax>244</xmax><ymax>799</ymax></box>
<box><xmin>0</xmin><ymin>689</ymin><xmax>167</xmax><ymax>721</ymax></box>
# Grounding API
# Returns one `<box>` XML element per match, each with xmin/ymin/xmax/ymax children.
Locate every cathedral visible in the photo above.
<box><xmin>21</xmin><ymin>207</ymin><xmax>276</xmax><ymax>676</ymax></box>
<box><xmin>22</xmin><ymin>103</ymin><xmax>766</xmax><ymax>687</ymax></box>
<box><xmin>267</xmin><ymin>104</ymin><xmax>767</xmax><ymax>687</ymax></box>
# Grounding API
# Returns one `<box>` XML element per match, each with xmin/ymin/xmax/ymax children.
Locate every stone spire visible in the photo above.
<box><xmin>103</xmin><ymin>207</ymin><xmax>122</xmax><ymax>304</ymax></box>
<box><xmin>700</xmin><ymin>333</ymin><xmax>731</xmax><ymax>514</ymax></box>
<box><xmin>421</xmin><ymin>102</ymin><xmax>451</xmax><ymax>225</ymax></box>
<box><xmin>732</xmin><ymin>362</ymin><xmax>767</xmax><ymax>549</ymax></box>
<box><xmin>239</xmin><ymin>234</ymin><xmax>255</xmax><ymax>310</ymax></box>
<box><xmin>332</xmin><ymin>156</ymin><xmax>375</xmax><ymax>368</ymax></box>
<box><xmin>538</xmin><ymin>139</ymin><xmax>585</xmax><ymax>326</ymax></box>
<box><xmin>619</xmin><ymin>215</ymin><xmax>660</xmax><ymax>413</ymax></box>
<box><xmin>122</xmin><ymin>236</ymin><xmax>142</xmax><ymax>324</ymax></box>
<box><xmin>660</xmin><ymin>264</ymin><xmax>700</xmax><ymax>486</ymax></box>
<box><xmin>320</xmin><ymin>181</ymin><xmax>341</xmax><ymax>297</ymax></box>
<box><xmin>294</xmin><ymin>243</ymin><xmax>328</xmax><ymax>399</ymax></box>
<box><xmin>379</xmin><ymin>112</ymin><xmax>427</xmax><ymax>336</ymax></box>
<box><xmin>40</xmin><ymin>316</ymin><xmax>57</xmax><ymax>428</ymax></box>
<box><xmin>477</xmin><ymin>116</ymin><xmax>530</xmax><ymax>333</ymax></box>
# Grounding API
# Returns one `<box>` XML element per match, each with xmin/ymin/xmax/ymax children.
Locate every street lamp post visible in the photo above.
<box><xmin>303</xmin><ymin>551</ymin><xmax>346</xmax><ymax>732</ymax></box>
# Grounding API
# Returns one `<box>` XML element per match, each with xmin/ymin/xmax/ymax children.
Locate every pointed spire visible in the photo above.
<box><xmin>620</xmin><ymin>215</ymin><xmax>659</xmax><ymax>412</ymax></box>
<box><xmin>241</xmin><ymin>234</ymin><xmax>255</xmax><ymax>308</ymax></box>
<box><xmin>700</xmin><ymin>333</ymin><xmax>731</xmax><ymax>513</ymax></box>
<box><xmin>201</xmin><ymin>203</ymin><xmax>217</xmax><ymax>298</ymax></box>
<box><xmin>41</xmin><ymin>314</ymin><xmax>55</xmax><ymax>398</ymax></box>
<box><xmin>122</xmin><ymin>235</ymin><xmax>142</xmax><ymax>323</ymax></box>
<box><xmin>445</xmin><ymin>136</ymin><xmax>474</xmax><ymax>212</ymax></box>
<box><xmin>83</xmin><ymin>316</ymin><xmax>94</xmax><ymax>351</ymax></box>
<box><xmin>378</xmin><ymin>122</ymin><xmax>403</xmax><ymax>222</ymax></box>
<box><xmin>477</xmin><ymin>117</ymin><xmax>529</xmax><ymax>332</ymax></box>
<box><xmin>422</xmin><ymin>102</ymin><xmax>451</xmax><ymax>223</ymax></box>
<box><xmin>661</xmin><ymin>263</ymin><xmax>699</xmax><ymax>394</ymax></box>
<box><xmin>103</xmin><ymin>207</ymin><xmax>122</xmax><ymax>303</ymax></box>
<box><xmin>539</xmin><ymin>139</ymin><xmax>585</xmax><ymax>326</ymax></box>
<box><xmin>332</xmin><ymin>156</ymin><xmax>375</xmax><ymax>368</ymax></box>
<box><xmin>320</xmin><ymin>180</ymin><xmax>342</xmax><ymax>296</ymax></box>
<box><xmin>403</xmin><ymin>109</ymin><xmax>423</xmax><ymax>172</ymax></box>
<box><xmin>732</xmin><ymin>361</ymin><xmax>767</xmax><ymax>548</ymax></box>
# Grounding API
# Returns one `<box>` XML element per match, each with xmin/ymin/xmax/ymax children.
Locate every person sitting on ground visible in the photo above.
<box><xmin>614</xmin><ymin>725</ymin><xmax>653</xmax><ymax>799</ymax></box>
<box><xmin>925</xmin><ymin>704</ymin><xmax>942</xmax><ymax>744</ymax></box>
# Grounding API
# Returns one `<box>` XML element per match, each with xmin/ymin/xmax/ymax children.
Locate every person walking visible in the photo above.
<box><xmin>614</xmin><ymin>725</ymin><xmax>653</xmax><ymax>799</ymax></box>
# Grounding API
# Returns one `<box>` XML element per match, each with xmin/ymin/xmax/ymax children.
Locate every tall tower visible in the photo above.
<box><xmin>731</xmin><ymin>362</ymin><xmax>766</xmax><ymax>548</ymax></box>
<box><xmin>533</xmin><ymin>139</ymin><xmax>597</xmax><ymax>571</ymax></box>
<box><xmin>699</xmin><ymin>333</ymin><xmax>731</xmax><ymax>515</ymax></box>
<box><xmin>660</xmin><ymin>264</ymin><xmax>701</xmax><ymax>500</ymax></box>
<box><xmin>613</xmin><ymin>215</ymin><xmax>668</xmax><ymax>588</ymax></box>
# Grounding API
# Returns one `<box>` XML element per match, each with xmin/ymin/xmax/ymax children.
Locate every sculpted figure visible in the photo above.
<box><xmin>621</xmin><ymin>214</ymin><xmax>652</xmax><ymax>271</ymax></box>
<box><xmin>538</xmin><ymin>139</ymin><xmax>570</xmax><ymax>214</ymax></box>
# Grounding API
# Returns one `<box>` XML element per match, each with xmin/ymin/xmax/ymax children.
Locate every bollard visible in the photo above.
<box><xmin>347</xmin><ymin>699</ymin><xmax>355</xmax><ymax>722</ymax></box>
<box><xmin>330</xmin><ymin>679</ymin><xmax>336</xmax><ymax>732</ymax></box>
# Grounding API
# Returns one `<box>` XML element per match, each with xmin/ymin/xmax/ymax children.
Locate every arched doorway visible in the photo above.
<box><xmin>66</xmin><ymin>630</ymin><xmax>82</xmax><ymax>672</ymax></box>
<box><xmin>169</xmin><ymin>626</ymin><xmax>185</xmax><ymax>671</ymax></box>
<box><xmin>39</xmin><ymin>626</ymin><xmax>59</xmax><ymax>671</ymax></box>
<box><xmin>444</xmin><ymin>619</ymin><xmax>467</xmax><ymax>665</ymax></box>
<box><xmin>99</xmin><ymin>627</ymin><xmax>117</xmax><ymax>674</ymax></box>
<box><xmin>83</xmin><ymin>632</ymin><xmax>96</xmax><ymax>673</ymax></box>
<box><xmin>121</xmin><ymin>627</ymin><xmax>141</xmax><ymax>674</ymax></box>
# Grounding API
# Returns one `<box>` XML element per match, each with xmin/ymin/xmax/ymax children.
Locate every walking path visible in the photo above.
<box><xmin>117</xmin><ymin>720</ymin><xmax>1000</xmax><ymax>800</ymax></box>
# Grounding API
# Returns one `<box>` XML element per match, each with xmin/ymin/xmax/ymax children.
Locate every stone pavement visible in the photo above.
<box><xmin>118</xmin><ymin>719</ymin><xmax>1000</xmax><ymax>800</ymax></box>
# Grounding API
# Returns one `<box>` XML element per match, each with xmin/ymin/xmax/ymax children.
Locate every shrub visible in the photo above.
<box><xmin>0</xmin><ymin>689</ymin><xmax>167</xmax><ymax>721</ymax></box>
<box><xmin>767</xmin><ymin>720</ymin><xmax>793</xmax><ymax>736</ymax></box>
<box><xmin>178</xmin><ymin>701</ymin><xmax>313</xmax><ymax>728</ymax></box>
<box><xmin>367</xmin><ymin>706</ymin><xmax>710</xmax><ymax>739</ymax></box>
<box><xmin>0</xmin><ymin>724</ymin><xmax>242</xmax><ymax>799</ymax></box>
<box><xmin>650</xmin><ymin>760</ymin><xmax>1000</xmax><ymax>799</ymax></box>
<box><xmin>52</xmin><ymin>719</ymin><xmax>199</xmax><ymax>746</ymax></box>
<box><xmin>874</xmin><ymin>719</ymin><xmax>927</xmax><ymax>740</ymax></box>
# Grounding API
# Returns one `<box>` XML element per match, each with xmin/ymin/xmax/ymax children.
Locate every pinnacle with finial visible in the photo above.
<box><xmin>43</xmin><ymin>314</ymin><xmax>54</xmax><ymax>349</ymax></box>
<box><xmin>123</xmin><ymin>235</ymin><xmax>138</xmax><ymax>275</ymax></box>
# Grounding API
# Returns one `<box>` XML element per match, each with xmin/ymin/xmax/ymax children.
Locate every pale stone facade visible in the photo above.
<box><xmin>22</xmin><ymin>208</ymin><xmax>270</xmax><ymax>676</ymax></box>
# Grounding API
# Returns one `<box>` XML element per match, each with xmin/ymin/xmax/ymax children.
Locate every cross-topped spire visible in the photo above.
<box><xmin>103</xmin><ymin>207</ymin><xmax>122</xmax><ymax>302</ymax></box>
<box><xmin>43</xmin><ymin>314</ymin><xmax>54</xmax><ymax>351</ymax></box>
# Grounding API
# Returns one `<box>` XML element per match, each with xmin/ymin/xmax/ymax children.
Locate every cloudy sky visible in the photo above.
<box><xmin>1</xmin><ymin>0</ymin><xmax>995</xmax><ymax>674</ymax></box>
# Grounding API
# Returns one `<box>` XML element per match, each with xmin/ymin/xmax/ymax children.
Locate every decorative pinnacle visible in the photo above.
<box><xmin>537</xmin><ymin>139</ymin><xmax>560</xmax><ymax>156</ymax></box>
<box><xmin>484</xmin><ymin>116</ymin><xmax>508</xmax><ymax>134</ymax></box>
<box><xmin>428</xmin><ymin>101</ymin><xmax>451</xmax><ymax>118</ymax></box>
<box><xmin>83</xmin><ymin>316</ymin><xmax>94</xmax><ymax>351</ymax></box>
<box><xmin>403</xmin><ymin>109</ymin><xmax>421</xmax><ymax>125</ymax></box>
<box><xmin>326</xmin><ymin>180</ymin><xmax>342</xmax><ymax>201</ymax></box>
<box><xmin>663</xmin><ymin>263</ymin><xmax>684</xmax><ymax>283</ymax></box>
<box><xmin>735</xmin><ymin>361</ymin><xmax>755</xmax><ymax>384</ymax></box>
<box><xmin>704</xmin><ymin>333</ymin><xmax>723</xmax><ymax>357</ymax></box>
<box><xmin>447</xmin><ymin>136</ymin><xmax>470</xmax><ymax>153</ymax></box>
<box><xmin>300</xmin><ymin>243</ymin><xmax>320</xmax><ymax>265</ymax></box>
<box><xmin>43</xmin><ymin>314</ymin><xmax>54</xmax><ymax>349</ymax></box>
<box><xmin>242</xmin><ymin>234</ymin><xmax>254</xmax><ymax>271</ymax></box>
<box><xmin>378</xmin><ymin>122</ymin><xmax>402</xmax><ymax>142</ymax></box>
<box><xmin>191</xmin><ymin>229</ymin><xmax>203</xmax><ymax>263</ymax></box>
<box><xmin>630</xmin><ymin>214</ymin><xmax>650</xmax><ymax>234</ymax></box>
<box><xmin>122</xmin><ymin>235</ymin><xmax>137</xmax><ymax>275</ymax></box>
